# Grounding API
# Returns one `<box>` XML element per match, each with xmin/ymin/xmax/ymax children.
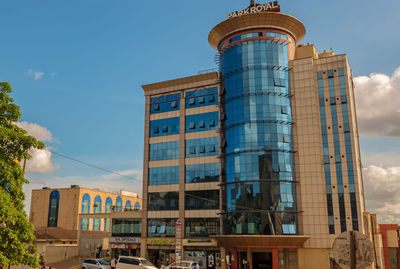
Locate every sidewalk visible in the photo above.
<box><xmin>48</xmin><ymin>256</ymin><xmax>84</xmax><ymax>269</ymax></box>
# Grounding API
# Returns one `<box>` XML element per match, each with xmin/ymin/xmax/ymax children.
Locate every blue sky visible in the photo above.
<box><xmin>1</xmin><ymin>0</ymin><xmax>400</xmax><ymax>222</ymax></box>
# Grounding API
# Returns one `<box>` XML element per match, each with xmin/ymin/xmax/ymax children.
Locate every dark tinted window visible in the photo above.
<box><xmin>119</xmin><ymin>258</ymin><xmax>140</xmax><ymax>265</ymax></box>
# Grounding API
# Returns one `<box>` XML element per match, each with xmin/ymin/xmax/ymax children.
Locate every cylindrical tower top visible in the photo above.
<box><xmin>208</xmin><ymin>11</ymin><xmax>306</xmax><ymax>50</ymax></box>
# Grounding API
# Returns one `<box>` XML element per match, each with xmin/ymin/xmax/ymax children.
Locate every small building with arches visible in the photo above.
<box><xmin>29</xmin><ymin>185</ymin><xmax>142</xmax><ymax>264</ymax></box>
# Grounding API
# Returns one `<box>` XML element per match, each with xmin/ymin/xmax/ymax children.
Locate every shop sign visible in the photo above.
<box><xmin>149</xmin><ymin>238</ymin><xmax>175</xmax><ymax>246</ymax></box>
<box><xmin>175</xmin><ymin>219</ymin><xmax>183</xmax><ymax>264</ymax></box>
<box><xmin>110</xmin><ymin>237</ymin><xmax>141</xmax><ymax>244</ymax></box>
<box><xmin>227</xmin><ymin>1</ymin><xmax>279</xmax><ymax>19</ymax></box>
<box><xmin>182</xmin><ymin>239</ymin><xmax>218</xmax><ymax>247</ymax></box>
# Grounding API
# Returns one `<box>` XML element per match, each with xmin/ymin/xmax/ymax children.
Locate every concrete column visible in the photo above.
<box><xmin>272</xmin><ymin>248</ymin><xmax>278</xmax><ymax>269</ymax></box>
<box><xmin>220</xmin><ymin>246</ymin><xmax>226</xmax><ymax>269</ymax></box>
<box><xmin>247</xmin><ymin>247</ymin><xmax>252</xmax><ymax>269</ymax></box>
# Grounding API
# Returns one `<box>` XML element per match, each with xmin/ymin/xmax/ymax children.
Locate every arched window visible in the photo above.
<box><xmin>134</xmin><ymin>202</ymin><xmax>141</xmax><ymax>211</ymax></box>
<box><xmin>93</xmin><ymin>196</ymin><xmax>102</xmax><ymax>231</ymax></box>
<box><xmin>125</xmin><ymin>200</ymin><xmax>132</xmax><ymax>210</ymax></box>
<box><xmin>116</xmin><ymin>196</ymin><xmax>122</xmax><ymax>212</ymax></box>
<box><xmin>104</xmin><ymin>197</ymin><xmax>112</xmax><ymax>232</ymax></box>
<box><xmin>81</xmin><ymin>194</ymin><xmax>90</xmax><ymax>231</ymax></box>
<box><xmin>47</xmin><ymin>190</ymin><xmax>60</xmax><ymax>227</ymax></box>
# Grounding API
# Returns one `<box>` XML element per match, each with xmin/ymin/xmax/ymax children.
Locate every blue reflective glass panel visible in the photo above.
<box><xmin>186</xmin><ymin>137</ymin><xmax>219</xmax><ymax>158</ymax></box>
<box><xmin>150</xmin><ymin>94</ymin><xmax>181</xmax><ymax>114</ymax></box>
<box><xmin>149</xmin><ymin>141</ymin><xmax>179</xmax><ymax>161</ymax></box>
<box><xmin>186</xmin><ymin>163</ymin><xmax>219</xmax><ymax>183</ymax></box>
<box><xmin>186</xmin><ymin>112</ymin><xmax>219</xmax><ymax>133</ymax></box>
<box><xmin>150</xmin><ymin>117</ymin><xmax>180</xmax><ymax>137</ymax></box>
<box><xmin>149</xmin><ymin>166</ymin><xmax>179</xmax><ymax>185</ymax></box>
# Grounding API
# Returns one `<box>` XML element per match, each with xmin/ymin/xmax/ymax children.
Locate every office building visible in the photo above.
<box><xmin>140</xmin><ymin>1</ymin><xmax>368</xmax><ymax>268</ymax></box>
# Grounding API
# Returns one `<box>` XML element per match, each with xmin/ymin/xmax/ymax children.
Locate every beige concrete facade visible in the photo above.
<box><xmin>30</xmin><ymin>186</ymin><xmax>142</xmax><ymax>232</ymax></box>
<box><xmin>141</xmin><ymin>73</ymin><xmax>221</xmax><ymax>265</ymax></box>
<box><xmin>140</xmin><ymin>6</ymin><xmax>371</xmax><ymax>269</ymax></box>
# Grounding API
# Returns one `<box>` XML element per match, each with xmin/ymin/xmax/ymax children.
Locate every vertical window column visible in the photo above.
<box><xmin>328</xmin><ymin>70</ymin><xmax>346</xmax><ymax>233</ymax></box>
<box><xmin>317</xmin><ymin>72</ymin><xmax>335</xmax><ymax>234</ymax></box>
<box><xmin>339</xmin><ymin>68</ymin><xmax>359</xmax><ymax>231</ymax></box>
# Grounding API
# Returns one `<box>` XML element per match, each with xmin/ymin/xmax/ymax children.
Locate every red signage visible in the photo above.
<box><xmin>175</xmin><ymin>219</ymin><xmax>183</xmax><ymax>264</ymax></box>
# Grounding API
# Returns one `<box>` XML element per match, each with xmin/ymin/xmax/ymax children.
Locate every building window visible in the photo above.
<box><xmin>93</xmin><ymin>195</ymin><xmax>102</xmax><ymax>231</ymax></box>
<box><xmin>148</xmin><ymin>219</ymin><xmax>176</xmax><ymax>237</ymax></box>
<box><xmin>149</xmin><ymin>166</ymin><xmax>179</xmax><ymax>185</ymax></box>
<box><xmin>186</xmin><ymin>112</ymin><xmax>219</xmax><ymax>133</ymax></box>
<box><xmin>148</xmin><ymin>192</ymin><xmax>179</xmax><ymax>211</ymax></box>
<box><xmin>47</xmin><ymin>190</ymin><xmax>60</xmax><ymax>228</ymax></box>
<box><xmin>125</xmin><ymin>200</ymin><xmax>132</xmax><ymax>210</ymax></box>
<box><xmin>186</xmin><ymin>137</ymin><xmax>219</xmax><ymax>158</ymax></box>
<box><xmin>186</xmin><ymin>87</ymin><xmax>218</xmax><ymax>108</ymax></box>
<box><xmin>185</xmin><ymin>190</ymin><xmax>219</xmax><ymax>210</ymax></box>
<box><xmin>104</xmin><ymin>197</ymin><xmax>112</xmax><ymax>232</ymax></box>
<box><xmin>150</xmin><ymin>117</ymin><xmax>179</xmax><ymax>137</ymax></box>
<box><xmin>185</xmin><ymin>218</ymin><xmax>220</xmax><ymax>238</ymax></box>
<box><xmin>134</xmin><ymin>202</ymin><xmax>141</xmax><ymax>211</ymax></box>
<box><xmin>112</xmin><ymin>218</ymin><xmax>141</xmax><ymax>237</ymax></box>
<box><xmin>186</xmin><ymin>163</ymin><xmax>219</xmax><ymax>184</ymax></box>
<box><xmin>199</xmin><ymin>120</ymin><xmax>205</xmax><ymax>128</ymax></box>
<box><xmin>81</xmin><ymin>193</ymin><xmax>90</xmax><ymax>231</ymax></box>
<box><xmin>116</xmin><ymin>196</ymin><xmax>123</xmax><ymax>212</ymax></box>
<box><xmin>150</xmin><ymin>141</ymin><xmax>180</xmax><ymax>161</ymax></box>
<box><xmin>151</xmin><ymin>93</ymin><xmax>181</xmax><ymax>114</ymax></box>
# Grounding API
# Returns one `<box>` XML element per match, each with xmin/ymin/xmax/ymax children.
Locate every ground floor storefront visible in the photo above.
<box><xmin>142</xmin><ymin>236</ymin><xmax>338</xmax><ymax>269</ymax></box>
<box><xmin>110</xmin><ymin>237</ymin><xmax>141</xmax><ymax>258</ymax></box>
<box><xmin>213</xmin><ymin>235</ymin><xmax>311</xmax><ymax>269</ymax></box>
<box><xmin>144</xmin><ymin>238</ymin><xmax>222</xmax><ymax>269</ymax></box>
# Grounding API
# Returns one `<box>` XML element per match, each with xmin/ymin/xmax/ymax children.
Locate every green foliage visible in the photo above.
<box><xmin>0</xmin><ymin>82</ymin><xmax>44</xmax><ymax>268</ymax></box>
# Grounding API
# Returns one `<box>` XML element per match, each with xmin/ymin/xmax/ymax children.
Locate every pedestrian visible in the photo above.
<box><xmin>196</xmin><ymin>262</ymin><xmax>200</xmax><ymax>269</ymax></box>
<box><xmin>96</xmin><ymin>247</ymin><xmax>100</xmax><ymax>259</ymax></box>
<box><xmin>192</xmin><ymin>263</ymin><xmax>196</xmax><ymax>269</ymax></box>
<box><xmin>111</xmin><ymin>257</ymin><xmax>117</xmax><ymax>269</ymax></box>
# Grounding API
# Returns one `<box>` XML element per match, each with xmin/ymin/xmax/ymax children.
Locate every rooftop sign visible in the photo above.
<box><xmin>227</xmin><ymin>1</ymin><xmax>280</xmax><ymax>19</ymax></box>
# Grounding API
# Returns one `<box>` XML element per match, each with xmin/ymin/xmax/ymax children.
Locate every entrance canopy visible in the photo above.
<box><xmin>212</xmin><ymin>235</ymin><xmax>310</xmax><ymax>248</ymax></box>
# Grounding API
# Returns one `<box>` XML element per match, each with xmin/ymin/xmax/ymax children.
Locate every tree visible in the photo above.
<box><xmin>0</xmin><ymin>82</ymin><xmax>44</xmax><ymax>268</ymax></box>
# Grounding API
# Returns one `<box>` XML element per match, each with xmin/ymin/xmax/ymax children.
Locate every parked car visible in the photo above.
<box><xmin>165</xmin><ymin>261</ymin><xmax>196</xmax><ymax>269</ymax></box>
<box><xmin>81</xmin><ymin>258</ymin><xmax>111</xmax><ymax>269</ymax></box>
<box><xmin>116</xmin><ymin>256</ymin><xmax>157</xmax><ymax>269</ymax></box>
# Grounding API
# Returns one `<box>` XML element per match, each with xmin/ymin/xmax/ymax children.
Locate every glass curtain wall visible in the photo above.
<box><xmin>220</xmin><ymin>38</ymin><xmax>297</xmax><ymax>235</ymax></box>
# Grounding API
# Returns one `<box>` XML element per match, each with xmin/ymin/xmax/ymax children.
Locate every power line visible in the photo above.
<box><xmin>50</xmin><ymin>151</ymin><xmax>141</xmax><ymax>182</ymax></box>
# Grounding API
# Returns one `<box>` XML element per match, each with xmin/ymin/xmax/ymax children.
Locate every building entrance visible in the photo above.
<box><xmin>252</xmin><ymin>252</ymin><xmax>272</xmax><ymax>269</ymax></box>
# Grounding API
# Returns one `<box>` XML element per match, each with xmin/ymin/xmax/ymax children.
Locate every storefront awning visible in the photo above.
<box><xmin>211</xmin><ymin>235</ymin><xmax>310</xmax><ymax>248</ymax></box>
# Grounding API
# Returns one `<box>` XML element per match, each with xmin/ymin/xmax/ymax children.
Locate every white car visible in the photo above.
<box><xmin>116</xmin><ymin>256</ymin><xmax>157</xmax><ymax>269</ymax></box>
<box><xmin>81</xmin><ymin>259</ymin><xmax>111</xmax><ymax>269</ymax></box>
<box><xmin>165</xmin><ymin>261</ymin><xmax>196</xmax><ymax>269</ymax></box>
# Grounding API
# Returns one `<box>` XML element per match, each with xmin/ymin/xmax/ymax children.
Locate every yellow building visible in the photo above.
<box><xmin>29</xmin><ymin>186</ymin><xmax>142</xmax><ymax>265</ymax></box>
<box><xmin>30</xmin><ymin>185</ymin><xmax>142</xmax><ymax>232</ymax></box>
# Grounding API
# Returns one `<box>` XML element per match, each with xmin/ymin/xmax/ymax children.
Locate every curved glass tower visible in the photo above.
<box><xmin>209</xmin><ymin>11</ymin><xmax>306</xmax><ymax>236</ymax></box>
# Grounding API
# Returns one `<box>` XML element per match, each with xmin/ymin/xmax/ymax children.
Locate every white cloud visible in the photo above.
<box><xmin>354</xmin><ymin>67</ymin><xmax>400</xmax><ymax>137</ymax></box>
<box><xmin>15</xmin><ymin>121</ymin><xmax>53</xmax><ymax>142</ymax></box>
<box><xmin>14</xmin><ymin>121</ymin><xmax>59</xmax><ymax>174</ymax></box>
<box><xmin>27</xmin><ymin>69</ymin><xmax>45</xmax><ymax>80</ymax></box>
<box><xmin>364</xmin><ymin>165</ymin><xmax>400</xmax><ymax>224</ymax></box>
<box><xmin>25</xmin><ymin>148</ymin><xmax>59</xmax><ymax>174</ymax></box>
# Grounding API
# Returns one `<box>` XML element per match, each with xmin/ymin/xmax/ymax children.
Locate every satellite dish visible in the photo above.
<box><xmin>332</xmin><ymin>231</ymin><xmax>375</xmax><ymax>269</ymax></box>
